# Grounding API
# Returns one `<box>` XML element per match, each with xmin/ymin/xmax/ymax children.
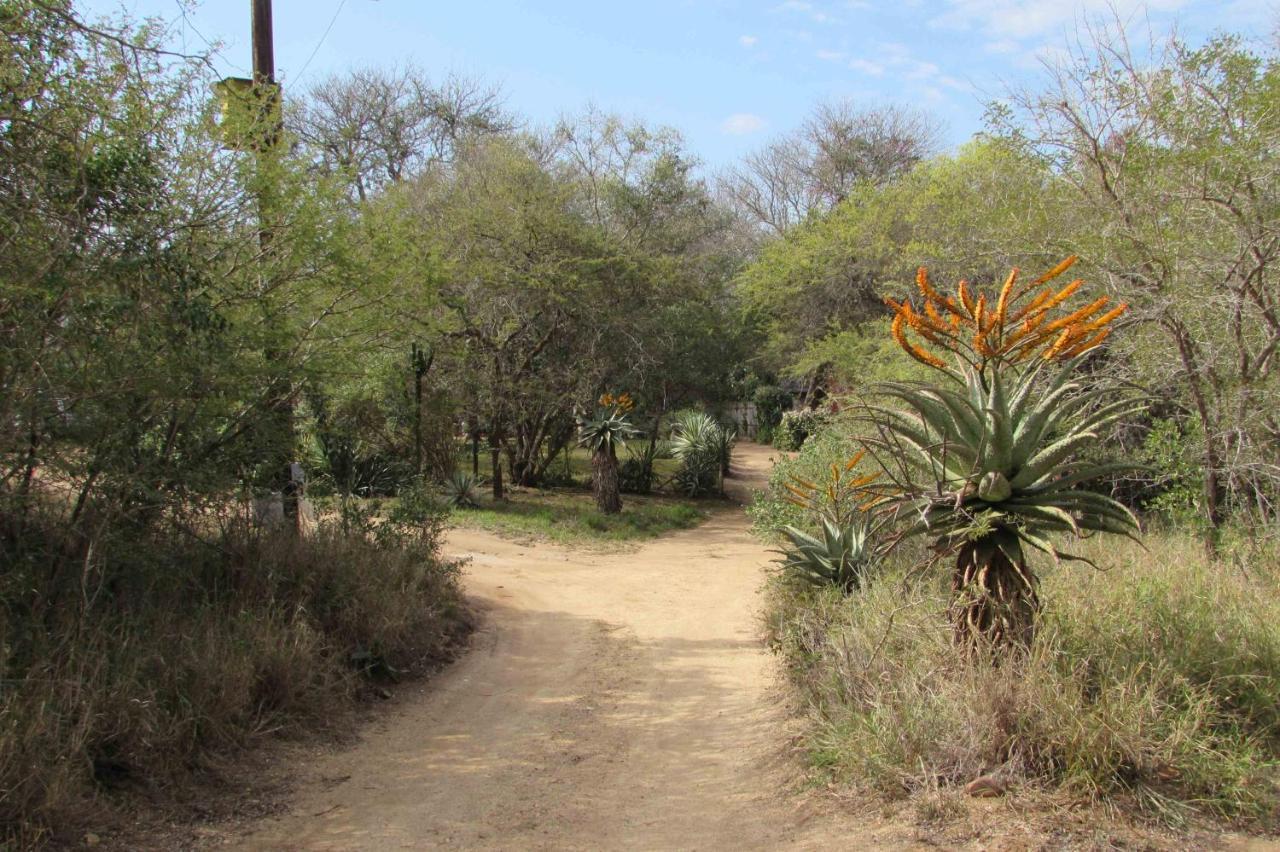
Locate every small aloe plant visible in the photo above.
<box><xmin>444</xmin><ymin>470</ymin><xmax>482</xmax><ymax>509</ymax></box>
<box><xmin>774</xmin><ymin>449</ymin><xmax>887</xmax><ymax>593</ymax></box>
<box><xmin>776</xmin><ymin>516</ymin><xmax>878</xmax><ymax>593</ymax></box>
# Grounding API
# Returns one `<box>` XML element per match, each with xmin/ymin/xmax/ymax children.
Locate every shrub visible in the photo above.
<box><xmin>765</xmin><ymin>532</ymin><xmax>1280</xmax><ymax>825</ymax></box>
<box><xmin>753</xmin><ymin>385</ymin><xmax>794</xmax><ymax>432</ymax></box>
<box><xmin>619</xmin><ymin>441</ymin><xmax>666</xmax><ymax>495</ymax></box>
<box><xmin>750</xmin><ymin>419</ymin><xmax>864</xmax><ymax>535</ymax></box>
<box><xmin>773</xmin><ymin>408</ymin><xmax>827</xmax><ymax>451</ymax></box>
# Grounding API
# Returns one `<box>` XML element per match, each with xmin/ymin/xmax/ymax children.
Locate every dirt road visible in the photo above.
<box><xmin>231</xmin><ymin>443</ymin><xmax>886</xmax><ymax>850</ymax></box>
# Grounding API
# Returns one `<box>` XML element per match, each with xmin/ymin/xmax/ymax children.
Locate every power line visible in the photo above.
<box><xmin>172</xmin><ymin>0</ymin><xmax>249</xmax><ymax>75</ymax></box>
<box><xmin>292</xmin><ymin>0</ymin><xmax>348</xmax><ymax>86</ymax></box>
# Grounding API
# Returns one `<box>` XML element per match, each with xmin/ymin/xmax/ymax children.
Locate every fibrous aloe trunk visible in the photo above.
<box><xmin>592</xmin><ymin>446</ymin><xmax>622</xmax><ymax>514</ymax></box>
<box><xmin>949</xmin><ymin>536</ymin><xmax>1040</xmax><ymax>651</ymax></box>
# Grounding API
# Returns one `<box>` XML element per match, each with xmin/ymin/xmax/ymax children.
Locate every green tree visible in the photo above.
<box><xmin>994</xmin><ymin>28</ymin><xmax>1280</xmax><ymax>542</ymax></box>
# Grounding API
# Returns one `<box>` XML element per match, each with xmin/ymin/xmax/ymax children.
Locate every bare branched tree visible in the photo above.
<box><xmin>995</xmin><ymin>19</ymin><xmax>1280</xmax><ymax>541</ymax></box>
<box><xmin>288</xmin><ymin>66</ymin><xmax>514</xmax><ymax>201</ymax></box>
<box><xmin>717</xmin><ymin>100</ymin><xmax>942</xmax><ymax>238</ymax></box>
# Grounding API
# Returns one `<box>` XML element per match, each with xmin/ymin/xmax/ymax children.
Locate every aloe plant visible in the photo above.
<box><xmin>578</xmin><ymin>401</ymin><xmax>641</xmax><ymax>514</ymax></box>
<box><xmin>443</xmin><ymin>470</ymin><xmax>482</xmax><ymax>509</ymax></box>
<box><xmin>871</xmin><ymin>258</ymin><xmax>1145</xmax><ymax>649</ymax></box>
<box><xmin>775</xmin><ymin>516</ymin><xmax>878</xmax><ymax>593</ymax></box>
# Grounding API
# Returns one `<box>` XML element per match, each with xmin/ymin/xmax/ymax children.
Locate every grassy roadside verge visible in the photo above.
<box><xmin>762</xmin><ymin>531</ymin><xmax>1280</xmax><ymax>840</ymax></box>
<box><xmin>1</xmin><ymin>506</ymin><xmax>469</xmax><ymax>847</ymax></box>
<box><xmin>448</xmin><ymin>488</ymin><xmax>708</xmax><ymax>547</ymax></box>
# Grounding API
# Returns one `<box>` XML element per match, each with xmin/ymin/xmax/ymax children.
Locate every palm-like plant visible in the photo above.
<box><xmin>870</xmin><ymin>258</ymin><xmax>1144</xmax><ymax>649</ymax></box>
<box><xmin>578</xmin><ymin>399</ymin><xmax>641</xmax><ymax>514</ymax></box>
<box><xmin>443</xmin><ymin>470</ymin><xmax>482</xmax><ymax>509</ymax></box>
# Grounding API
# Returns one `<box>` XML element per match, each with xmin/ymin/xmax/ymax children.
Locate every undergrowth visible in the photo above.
<box><xmin>764</xmin><ymin>531</ymin><xmax>1280</xmax><ymax>828</ymax></box>
<box><xmin>0</xmin><ymin>504</ymin><xmax>468</xmax><ymax>847</ymax></box>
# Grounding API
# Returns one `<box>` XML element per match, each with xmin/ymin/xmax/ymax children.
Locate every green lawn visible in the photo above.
<box><xmin>450</xmin><ymin>487</ymin><xmax>708</xmax><ymax>547</ymax></box>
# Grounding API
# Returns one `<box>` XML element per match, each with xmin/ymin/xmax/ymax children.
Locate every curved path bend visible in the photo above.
<box><xmin>233</xmin><ymin>443</ymin><xmax>882</xmax><ymax>850</ymax></box>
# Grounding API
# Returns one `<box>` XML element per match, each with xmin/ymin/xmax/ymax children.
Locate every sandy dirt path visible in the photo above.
<box><xmin>230</xmin><ymin>443</ymin><xmax>891</xmax><ymax>850</ymax></box>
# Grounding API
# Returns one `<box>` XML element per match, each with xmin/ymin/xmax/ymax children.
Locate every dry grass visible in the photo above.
<box><xmin>765</xmin><ymin>530</ymin><xmax>1280</xmax><ymax>832</ymax></box>
<box><xmin>0</xmin><ymin>508</ymin><xmax>468</xmax><ymax>847</ymax></box>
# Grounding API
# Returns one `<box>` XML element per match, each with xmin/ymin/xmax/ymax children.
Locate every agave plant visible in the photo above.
<box><xmin>443</xmin><ymin>470</ymin><xmax>482</xmax><ymax>509</ymax></box>
<box><xmin>578</xmin><ymin>400</ymin><xmax>641</xmax><ymax>514</ymax></box>
<box><xmin>869</xmin><ymin>258</ymin><xmax>1144</xmax><ymax>649</ymax></box>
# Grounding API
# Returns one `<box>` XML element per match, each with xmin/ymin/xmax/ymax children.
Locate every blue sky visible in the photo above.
<box><xmin>85</xmin><ymin>0</ymin><xmax>1275</xmax><ymax>171</ymax></box>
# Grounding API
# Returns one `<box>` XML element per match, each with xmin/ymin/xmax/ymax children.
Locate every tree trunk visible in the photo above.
<box><xmin>489</xmin><ymin>429</ymin><xmax>504</xmax><ymax>500</ymax></box>
<box><xmin>949</xmin><ymin>537</ymin><xmax>1040</xmax><ymax>652</ymax></box>
<box><xmin>1169</xmin><ymin>319</ymin><xmax>1224</xmax><ymax>553</ymax></box>
<box><xmin>591</xmin><ymin>446</ymin><xmax>622</xmax><ymax>514</ymax></box>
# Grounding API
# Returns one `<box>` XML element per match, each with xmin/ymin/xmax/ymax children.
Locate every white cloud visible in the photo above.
<box><xmin>849</xmin><ymin>57</ymin><xmax>885</xmax><ymax>75</ymax></box>
<box><xmin>906</xmin><ymin>60</ymin><xmax>940</xmax><ymax>80</ymax></box>
<box><xmin>861</xmin><ymin>42</ymin><xmax>942</xmax><ymax>82</ymax></box>
<box><xmin>739</xmin><ymin>34</ymin><xmax>759</xmax><ymax>48</ymax></box>
<box><xmin>938</xmin><ymin>74</ymin><xmax>972</xmax><ymax>91</ymax></box>
<box><xmin>931</xmin><ymin>0</ymin><xmax>1189</xmax><ymax>41</ymax></box>
<box><xmin>816</xmin><ymin>48</ymin><xmax>848</xmax><ymax>61</ymax></box>
<box><xmin>983</xmin><ymin>38</ymin><xmax>1022</xmax><ymax>55</ymax></box>
<box><xmin>721</xmin><ymin>113</ymin><xmax>767</xmax><ymax>135</ymax></box>
<box><xmin>775</xmin><ymin>0</ymin><xmax>839</xmax><ymax>24</ymax></box>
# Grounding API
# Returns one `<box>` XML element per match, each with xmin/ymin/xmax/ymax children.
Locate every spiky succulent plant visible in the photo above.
<box><xmin>876</xmin><ymin>356</ymin><xmax>1145</xmax><ymax>559</ymax></box>
<box><xmin>868</xmin><ymin>257</ymin><xmax>1145</xmax><ymax>649</ymax></box>
<box><xmin>775</xmin><ymin>449</ymin><xmax>886</xmax><ymax>593</ymax></box>
<box><xmin>578</xmin><ymin>402</ymin><xmax>641</xmax><ymax>514</ymax></box>
<box><xmin>775</xmin><ymin>516</ymin><xmax>878</xmax><ymax>593</ymax></box>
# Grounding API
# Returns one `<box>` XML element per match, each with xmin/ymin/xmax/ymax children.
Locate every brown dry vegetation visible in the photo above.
<box><xmin>0</xmin><ymin>507</ymin><xmax>468</xmax><ymax>847</ymax></box>
<box><xmin>764</xmin><ymin>529</ymin><xmax>1280</xmax><ymax>833</ymax></box>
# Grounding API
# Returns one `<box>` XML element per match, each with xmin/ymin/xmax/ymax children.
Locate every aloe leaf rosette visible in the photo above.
<box><xmin>870</xmin><ymin>257</ymin><xmax>1146</xmax><ymax>650</ymax></box>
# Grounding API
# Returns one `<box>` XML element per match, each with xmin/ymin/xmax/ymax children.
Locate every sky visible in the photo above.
<box><xmin>82</xmin><ymin>0</ymin><xmax>1276</xmax><ymax>171</ymax></box>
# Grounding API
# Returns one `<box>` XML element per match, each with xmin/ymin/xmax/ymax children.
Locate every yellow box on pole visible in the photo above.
<box><xmin>214</xmin><ymin>77</ymin><xmax>282</xmax><ymax>151</ymax></box>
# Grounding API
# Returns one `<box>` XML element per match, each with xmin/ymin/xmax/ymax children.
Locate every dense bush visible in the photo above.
<box><xmin>772</xmin><ymin>409</ymin><xmax>828</xmax><ymax>451</ymax></box>
<box><xmin>752</xmin><ymin>385</ymin><xmax>794</xmax><ymax>433</ymax></box>
<box><xmin>765</xmin><ymin>533</ymin><xmax>1280</xmax><ymax>825</ymax></box>
<box><xmin>750</xmin><ymin>418</ymin><xmax>862</xmax><ymax>534</ymax></box>
<box><xmin>0</xmin><ymin>505</ymin><xmax>466</xmax><ymax>846</ymax></box>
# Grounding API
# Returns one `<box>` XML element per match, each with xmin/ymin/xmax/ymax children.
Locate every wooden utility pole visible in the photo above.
<box><xmin>252</xmin><ymin>0</ymin><xmax>275</xmax><ymax>84</ymax></box>
<box><xmin>251</xmin><ymin>0</ymin><xmax>300</xmax><ymax>531</ymax></box>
